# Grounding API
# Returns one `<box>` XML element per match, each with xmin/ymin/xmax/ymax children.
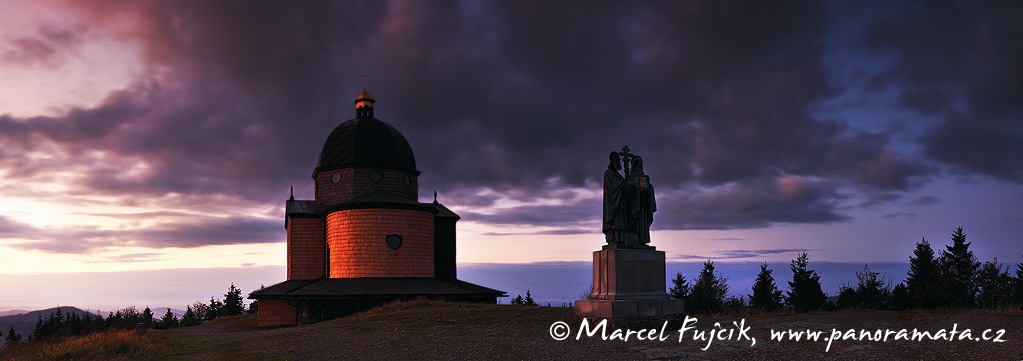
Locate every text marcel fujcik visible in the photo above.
<box><xmin>555</xmin><ymin>317</ymin><xmax>1007</xmax><ymax>352</ymax></box>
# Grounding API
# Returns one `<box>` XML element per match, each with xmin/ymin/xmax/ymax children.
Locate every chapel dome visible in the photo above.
<box><xmin>316</xmin><ymin>91</ymin><xmax>417</xmax><ymax>174</ymax></box>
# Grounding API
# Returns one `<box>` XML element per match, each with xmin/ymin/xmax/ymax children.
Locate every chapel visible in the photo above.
<box><xmin>249</xmin><ymin>89</ymin><xmax>504</xmax><ymax>327</ymax></box>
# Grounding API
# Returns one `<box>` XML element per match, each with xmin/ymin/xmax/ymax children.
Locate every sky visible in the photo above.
<box><xmin>1</xmin><ymin>1</ymin><xmax>1021</xmax><ymax>311</ymax></box>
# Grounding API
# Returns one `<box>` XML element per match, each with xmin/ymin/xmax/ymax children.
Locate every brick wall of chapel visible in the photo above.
<box><xmin>326</xmin><ymin>208</ymin><xmax>434</xmax><ymax>278</ymax></box>
<box><xmin>256</xmin><ymin>299</ymin><xmax>297</xmax><ymax>327</ymax></box>
<box><xmin>287</xmin><ymin>217</ymin><xmax>326</xmax><ymax>280</ymax></box>
<box><xmin>315</xmin><ymin>168</ymin><xmax>419</xmax><ymax>207</ymax></box>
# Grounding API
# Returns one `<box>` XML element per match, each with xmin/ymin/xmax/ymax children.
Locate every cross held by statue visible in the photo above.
<box><xmin>617</xmin><ymin>145</ymin><xmax>635</xmax><ymax>175</ymax></box>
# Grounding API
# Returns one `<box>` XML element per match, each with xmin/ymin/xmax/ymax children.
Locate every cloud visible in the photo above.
<box><xmin>0</xmin><ymin>25</ymin><xmax>83</xmax><ymax>66</ymax></box>
<box><xmin>654</xmin><ymin>176</ymin><xmax>851</xmax><ymax>230</ymax></box>
<box><xmin>669</xmin><ymin>248</ymin><xmax>818</xmax><ymax>261</ymax></box>
<box><xmin>1</xmin><ymin>215</ymin><xmax>280</xmax><ymax>254</ymax></box>
<box><xmin>863</xmin><ymin>1</ymin><xmax>1023</xmax><ymax>182</ymax></box>
<box><xmin>713</xmin><ymin>248</ymin><xmax>817</xmax><ymax>260</ymax></box>
<box><xmin>1</xmin><ymin>0</ymin><xmax>1007</xmax><ymax>253</ymax></box>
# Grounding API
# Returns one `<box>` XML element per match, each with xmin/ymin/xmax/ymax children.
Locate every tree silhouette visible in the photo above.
<box><xmin>142</xmin><ymin>307</ymin><xmax>154</xmax><ymax>327</ymax></box>
<box><xmin>1014</xmin><ymin>262</ymin><xmax>1023</xmax><ymax>307</ymax></box>
<box><xmin>180</xmin><ymin>305</ymin><xmax>200</xmax><ymax>327</ymax></box>
<box><xmin>524</xmin><ymin>289</ymin><xmax>537</xmax><ymax>305</ymax></box>
<box><xmin>749</xmin><ymin>262</ymin><xmax>783</xmax><ymax>311</ymax></box>
<box><xmin>190</xmin><ymin>301</ymin><xmax>209</xmax><ymax>324</ymax></box>
<box><xmin>838</xmin><ymin>265</ymin><xmax>891</xmax><ymax>309</ymax></box>
<box><xmin>5</xmin><ymin>325</ymin><xmax>20</xmax><ymax>344</ymax></box>
<box><xmin>688</xmin><ymin>260</ymin><xmax>729</xmax><ymax>314</ymax></box>
<box><xmin>207</xmin><ymin>296</ymin><xmax>223</xmax><ymax>321</ymax></box>
<box><xmin>976</xmin><ymin>259</ymin><xmax>1013</xmax><ymax>309</ymax></box>
<box><xmin>939</xmin><ymin>227</ymin><xmax>980</xmax><ymax>307</ymax></box>
<box><xmin>669</xmin><ymin>271</ymin><xmax>691</xmax><ymax>300</ymax></box>
<box><xmin>222</xmin><ymin>283</ymin><xmax>245</xmax><ymax>317</ymax></box>
<box><xmin>786</xmin><ymin>252</ymin><xmax>827</xmax><ymax>312</ymax></box>
<box><xmin>156</xmin><ymin>308</ymin><xmax>179</xmax><ymax>329</ymax></box>
<box><xmin>905</xmin><ymin>238</ymin><xmax>941</xmax><ymax>309</ymax></box>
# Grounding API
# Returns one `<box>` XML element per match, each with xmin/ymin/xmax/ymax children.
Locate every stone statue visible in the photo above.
<box><xmin>603</xmin><ymin>152</ymin><xmax>629</xmax><ymax>245</ymax></box>
<box><xmin>627</xmin><ymin>156</ymin><xmax>655</xmax><ymax>247</ymax></box>
<box><xmin>602</xmin><ymin>146</ymin><xmax>655</xmax><ymax>250</ymax></box>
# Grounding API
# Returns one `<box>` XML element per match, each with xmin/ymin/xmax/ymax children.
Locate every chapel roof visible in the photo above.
<box><xmin>315</xmin><ymin>91</ymin><xmax>418</xmax><ymax>175</ymax></box>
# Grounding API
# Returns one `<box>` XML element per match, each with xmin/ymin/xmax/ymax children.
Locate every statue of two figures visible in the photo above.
<box><xmin>602</xmin><ymin>146</ymin><xmax>656</xmax><ymax>250</ymax></box>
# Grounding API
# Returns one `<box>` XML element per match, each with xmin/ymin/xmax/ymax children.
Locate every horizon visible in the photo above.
<box><xmin>0</xmin><ymin>257</ymin><xmax>978</xmax><ymax>312</ymax></box>
<box><xmin>1</xmin><ymin>2</ymin><xmax>1021</xmax><ymax>312</ymax></box>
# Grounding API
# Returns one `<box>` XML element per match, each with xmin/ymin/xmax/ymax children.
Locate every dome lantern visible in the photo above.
<box><xmin>355</xmin><ymin>88</ymin><xmax>375</xmax><ymax>118</ymax></box>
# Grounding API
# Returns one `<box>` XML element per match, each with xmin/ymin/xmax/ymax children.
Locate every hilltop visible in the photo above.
<box><xmin>2</xmin><ymin>300</ymin><xmax>1022</xmax><ymax>360</ymax></box>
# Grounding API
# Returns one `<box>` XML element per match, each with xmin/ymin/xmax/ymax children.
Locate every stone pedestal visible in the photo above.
<box><xmin>575</xmin><ymin>249</ymin><xmax>685</xmax><ymax>328</ymax></box>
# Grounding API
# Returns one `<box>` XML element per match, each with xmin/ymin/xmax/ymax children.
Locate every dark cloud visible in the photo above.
<box><xmin>864</xmin><ymin>1</ymin><xmax>1023</xmax><ymax>182</ymax></box>
<box><xmin>463</xmin><ymin>201</ymin><xmax>598</xmax><ymax>228</ymax></box>
<box><xmin>654</xmin><ymin>176</ymin><xmax>850</xmax><ymax>230</ymax></box>
<box><xmin>2</xmin><ymin>0</ymin><xmax>1008</xmax><ymax>253</ymax></box>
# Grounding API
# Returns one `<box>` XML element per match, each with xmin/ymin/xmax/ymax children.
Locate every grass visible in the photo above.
<box><xmin>0</xmin><ymin>329</ymin><xmax>166</xmax><ymax>361</ymax></box>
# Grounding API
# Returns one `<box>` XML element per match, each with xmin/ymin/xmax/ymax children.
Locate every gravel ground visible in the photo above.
<box><xmin>162</xmin><ymin>300</ymin><xmax>1023</xmax><ymax>360</ymax></box>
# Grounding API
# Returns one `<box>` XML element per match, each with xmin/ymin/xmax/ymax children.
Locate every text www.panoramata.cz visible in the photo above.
<box><xmin>548</xmin><ymin>317</ymin><xmax>1007</xmax><ymax>352</ymax></box>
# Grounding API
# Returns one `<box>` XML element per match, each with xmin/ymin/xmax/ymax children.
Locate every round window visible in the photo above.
<box><xmin>331</xmin><ymin>172</ymin><xmax>341</xmax><ymax>184</ymax></box>
<box><xmin>386</xmin><ymin>234</ymin><xmax>403</xmax><ymax>250</ymax></box>
<box><xmin>370</xmin><ymin>170</ymin><xmax>382</xmax><ymax>182</ymax></box>
<box><xmin>404</xmin><ymin>175</ymin><xmax>412</xmax><ymax>186</ymax></box>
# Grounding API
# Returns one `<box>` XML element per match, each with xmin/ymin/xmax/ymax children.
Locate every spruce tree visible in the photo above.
<box><xmin>5</xmin><ymin>325</ymin><xmax>21</xmax><ymax>344</ymax></box>
<box><xmin>749</xmin><ymin>262</ymin><xmax>783</xmax><ymax>311</ymax></box>
<box><xmin>180</xmin><ymin>306</ymin><xmax>199</xmax><ymax>327</ymax></box>
<box><xmin>142</xmin><ymin>306</ymin><xmax>155</xmax><ymax>327</ymax></box>
<box><xmin>905</xmin><ymin>238</ymin><xmax>941</xmax><ymax>309</ymax></box>
<box><xmin>222</xmin><ymin>283</ymin><xmax>245</xmax><ymax>317</ymax></box>
<box><xmin>157</xmin><ymin>308</ymin><xmax>179</xmax><ymax>329</ymax></box>
<box><xmin>786</xmin><ymin>252</ymin><xmax>827</xmax><ymax>312</ymax></box>
<box><xmin>939</xmin><ymin>227</ymin><xmax>980</xmax><ymax>307</ymax></box>
<box><xmin>669</xmin><ymin>271</ymin><xmax>691</xmax><ymax>300</ymax></box>
<box><xmin>524</xmin><ymin>289</ymin><xmax>536</xmax><ymax>306</ymax></box>
<box><xmin>207</xmin><ymin>296</ymin><xmax>223</xmax><ymax>321</ymax></box>
<box><xmin>688</xmin><ymin>260</ymin><xmax>729</xmax><ymax>314</ymax></box>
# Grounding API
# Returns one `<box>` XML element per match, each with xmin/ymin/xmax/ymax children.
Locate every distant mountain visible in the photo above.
<box><xmin>0</xmin><ymin>306</ymin><xmax>99</xmax><ymax>346</ymax></box>
<box><xmin>0</xmin><ymin>310</ymin><xmax>29</xmax><ymax>317</ymax></box>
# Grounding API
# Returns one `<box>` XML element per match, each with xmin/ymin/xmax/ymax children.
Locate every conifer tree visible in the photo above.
<box><xmin>669</xmin><ymin>271</ymin><xmax>691</xmax><ymax>300</ymax></box>
<box><xmin>207</xmin><ymin>296</ymin><xmax>223</xmax><ymax>321</ymax></box>
<box><xmin>905</xmin><ymin>238</ymin><xmax>941</xmax><ymax>309</ymax></box>
<box><xmin>142</xmin><ymin>306</ymin><xmax>154</xmax><ymax>327</ymax></box>
<box><xmin>688</xmin><ymin>260</ymin><xmax>729</xmax><ymax>314</ymax></box>
<box><xmin>222</xmin><ymin>283</ymin><xmax>245</xmax><ymax>317</ymax></box>
<box><xmin>157</xmin><ymin>308</ymin><xmax>179</xmax><ymax>329</ymax></box>
<box><xmin>786</xmin><ymin>252</ymin><xmax>827</xmax><ymax>312</ymax></box>
<box><xmin>180</xmin><ymin>306</ymin><xmax>199</xmax><ymax>327</ymax></box>
<box><xmin>524</xmin><ymin>289</ymin><xmax>536</xmax><ymax>306</ymax></box>
<box><xmin>749</xmin><ymin>262</ymin><xmax>783</xmax><ymax>311</ymax></box>
<box><xmin>5</xmin><ymin>325</ymin><xmax>21</xmax><ymax>344</ymax></box>
<box><xmin>939</xmin><ymin>227</ymin><xmax>980</xmax><ymax>307</ymax></box>
<box><xmin>1014</xmin><ymin>262</ymin><xmax>1023</xmax><ymax>307</ymax></box>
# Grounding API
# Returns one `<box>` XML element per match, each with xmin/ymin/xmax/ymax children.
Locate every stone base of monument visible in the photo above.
<box><xmin>574</xmin><ymin>249</ymin><xmax>685</xmax><ymax>328</ymax></box>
